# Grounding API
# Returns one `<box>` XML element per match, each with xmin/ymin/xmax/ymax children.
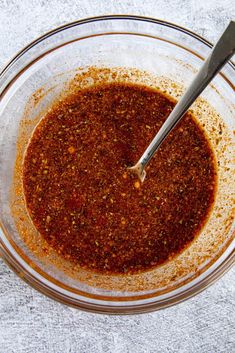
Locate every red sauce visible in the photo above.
<box><xmin>23</xmin><ymin>83</ymin><xmax>216</xmax><ymax>274</ymax></box>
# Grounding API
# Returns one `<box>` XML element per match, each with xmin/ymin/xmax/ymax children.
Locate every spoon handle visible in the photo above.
<box><xmin>132</xmin><ymin>21</ymin><xmax>235</xmax><ymax>182</ymax></box>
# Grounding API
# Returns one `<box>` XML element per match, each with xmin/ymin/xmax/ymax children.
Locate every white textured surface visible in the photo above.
<box><xmin>0</xmin><ymin>1</ymin><xmax>235</xmax><ymax>352</ymax></box>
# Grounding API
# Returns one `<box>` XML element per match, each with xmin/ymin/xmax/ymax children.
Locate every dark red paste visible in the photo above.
<box><xmin>23</xmin><ymin>83</ymin><xmax>216</xmax><ymax>274</ymax></box>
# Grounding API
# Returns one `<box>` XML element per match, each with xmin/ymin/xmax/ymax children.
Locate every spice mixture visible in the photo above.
<box><xmin>23</xmin><ymin>83</ymin><xmax>216</xmax><ymax>274</ymax></box>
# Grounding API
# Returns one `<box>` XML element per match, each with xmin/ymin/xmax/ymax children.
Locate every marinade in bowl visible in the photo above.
<box><xmin>23</xmin><ymin>82</ymin><xmax>216</xmax><ymax>275</ymax></box>
<box><xmin>0</xmin><ymin>16</ymin><xmax>234</xmax><ymax>313</ymax></box>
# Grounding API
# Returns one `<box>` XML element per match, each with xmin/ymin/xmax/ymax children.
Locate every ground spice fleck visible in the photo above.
<box><xmin>134</xmin><ymin>181</ymin><xmax>141</xmax><ymax>189</ymax></box>
<box><xmin>68</xmin><ymin>146</ymin><xmax>75</xmax><ymax>154</ymax></box>
<box><xmin>23</xmin><ymin>82</ymin><xmax>216</xmax><ymax>274</ymax></box>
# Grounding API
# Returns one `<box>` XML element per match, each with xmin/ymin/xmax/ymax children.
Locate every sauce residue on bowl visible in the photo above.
<box><xmin>23</xmin><ymin>82</ymin><xmax>216</xmax><ymax>274</ymax></box>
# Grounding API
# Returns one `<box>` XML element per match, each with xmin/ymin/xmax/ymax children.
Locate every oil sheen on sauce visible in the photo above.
<box><xmin>23</xmin><ymin>83</ymin><xmax>216</xmax><ymax>274</ymax></box>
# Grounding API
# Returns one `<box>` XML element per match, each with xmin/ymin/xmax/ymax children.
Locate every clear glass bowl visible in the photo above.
<box><xmin>0</xmin><ymin>15</ymin><xmax>234</xmax><ymax>314</ymax></box>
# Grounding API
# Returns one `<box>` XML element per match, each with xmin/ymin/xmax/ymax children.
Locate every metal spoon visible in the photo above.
<box><xmin>129</xmin><ymin>21</ymin><xmax>235</xmax><ymax>182</ymax></box>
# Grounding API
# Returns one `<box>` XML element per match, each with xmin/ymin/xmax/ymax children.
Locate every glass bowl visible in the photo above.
<box><xmin>0</xmin><ymin>15</ymin><xmax>234</xmax><ymax>314</ymax></box>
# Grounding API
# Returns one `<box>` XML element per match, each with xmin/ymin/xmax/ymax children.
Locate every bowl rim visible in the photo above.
<box><xmin>0</xmin><ymin>15</ymin><xmax>234</xmax><ymax>314</ymax></box>
<box><xmin>1</xmin><ymin>14</ymin><xmax>235</xmax><ymax>78</ymax></box>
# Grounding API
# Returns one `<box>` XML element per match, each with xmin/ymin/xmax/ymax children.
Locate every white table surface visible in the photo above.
<box><xmin>0</xmin><ymin>1</ymin><xmax>234</xmax><ymax>352</ymax></box>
